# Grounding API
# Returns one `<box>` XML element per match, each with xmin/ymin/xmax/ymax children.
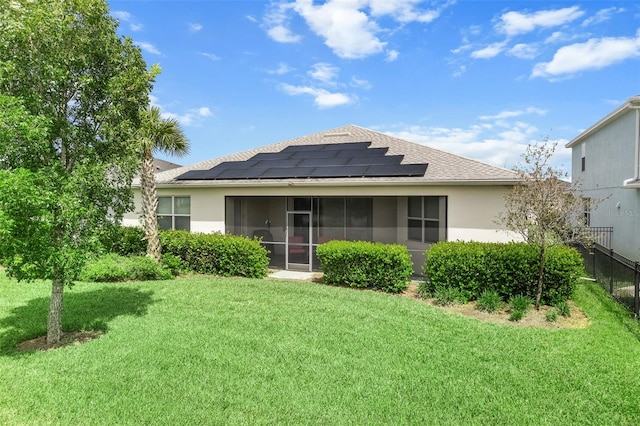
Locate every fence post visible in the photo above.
<box><xmin>609</xmin><ymin>249</ymin><xmax>614</xmax><ymax>295</ymax></box>
<box><xmin>635</xmin><ymin>262</ymin><xmax>639</xmax><ymax>319</ymax></box>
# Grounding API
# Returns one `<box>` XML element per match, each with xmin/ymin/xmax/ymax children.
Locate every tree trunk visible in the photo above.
<box><xmin>140</xmin><ymin>151</ymin><xmax>161</xmax><ymax>262</ymax></box>
<box><xmin>535</xmin><ymin>246</ymin><xmax>545</xmax><ymax>310</ymax></box>
<box><xmin>47</xmin><ymin>277</ymin><xmax>64</xmax><ymax>344</ymax></box>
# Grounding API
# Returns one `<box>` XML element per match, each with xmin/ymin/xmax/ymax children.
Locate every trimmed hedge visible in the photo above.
<box><xmin>79</xmin><ymin>254</ymin><xmax>174</xmax><ymax>282</ymax></box>
<box><xmin>316</xmin><ymin>240</ymin><xmax>413</xmax><ymax>293</ymax></box>
<box><xmin>160</xmin><ymin>230</ymin><xmax>269</xmax><ymax>279</ymax></box>
<box><xmin>99</xmin><ymin>225</ymin><xmax>146</xmax><ymax>256</ymax></box>
<box><xmin>423</xmin><ymin>241</ymin><xmax>584</xmax><ymax>305</ymax></box>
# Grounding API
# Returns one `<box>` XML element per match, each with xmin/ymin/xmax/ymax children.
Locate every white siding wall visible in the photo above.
<box><xmin>572</xmin><ymin>109</ymin><xmax>640</xmax><ymax>260</ymax></box>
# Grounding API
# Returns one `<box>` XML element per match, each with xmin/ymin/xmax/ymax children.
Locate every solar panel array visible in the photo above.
<box><xmin>176</xmin><ymin>142</ymin><xmax>428</xmax><ymax>181</ymax></box>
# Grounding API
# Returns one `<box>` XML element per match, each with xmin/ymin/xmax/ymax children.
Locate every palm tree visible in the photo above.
<box><xmin>137</xmin><ymin>106</ymin><xmax>189</xmax><ymax>261</ymax></box>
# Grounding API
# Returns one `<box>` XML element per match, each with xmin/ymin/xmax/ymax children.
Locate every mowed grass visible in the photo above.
<box><xmin>1</xmin><ymin>274</ymin><xmax>640</xmax><ymax>425</ymax></box>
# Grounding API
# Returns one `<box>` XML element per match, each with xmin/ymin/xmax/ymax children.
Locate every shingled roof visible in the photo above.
<box><xmin>144</xmin><ymin>124</ymin><xmax>519</xmax><ymax>186</ymax></box>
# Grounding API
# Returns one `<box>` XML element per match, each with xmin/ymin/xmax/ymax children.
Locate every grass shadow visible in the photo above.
<box><xmin>0</xmin><ymin>285</ymin><xmax>156</xmax><ymax>355</ymax></box>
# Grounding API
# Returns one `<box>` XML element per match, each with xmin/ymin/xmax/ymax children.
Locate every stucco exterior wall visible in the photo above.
<box><xmin>125</xmin><ymin>183</ymin><xmax>518</xmax><ymax>242</ymax></box>
<box><xmin>571</xmin><ymin>109</ymin><xmax>640</xmax><ymax>260</ymax></box>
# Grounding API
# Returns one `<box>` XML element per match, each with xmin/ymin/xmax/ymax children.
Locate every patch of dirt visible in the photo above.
<box><xmin>16</xmin><ymin>330</ymin><xmax>104</xmax><ymax>352</ymax></box>
<box><xmin>401</xmin><ymin>282</ymin><xmax>590</xmax><ymax>329</ymax></box>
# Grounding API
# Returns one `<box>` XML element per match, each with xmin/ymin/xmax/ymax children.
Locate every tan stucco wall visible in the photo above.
<box><xmin>124</xmin><ymin>184</ymin><xmax>518</xmax><ymax>243</ymax></box>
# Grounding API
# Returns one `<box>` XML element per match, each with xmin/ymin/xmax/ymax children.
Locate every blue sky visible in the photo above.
<box><xmin>108</xmin><ymin>0</ymin><xmax>640</xmax><ymax>176</ymax></box>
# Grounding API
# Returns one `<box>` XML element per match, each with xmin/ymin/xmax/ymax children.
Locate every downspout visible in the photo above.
<box><xmin>623</xmin><ymin>101</ymin><xmax>640</xmax><ymax>187</ymax></box>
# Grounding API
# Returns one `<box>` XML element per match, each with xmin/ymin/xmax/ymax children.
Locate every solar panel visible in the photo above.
<box><xmin>174</xmin><ymin>141</ymin><xmax>428</xmax><ymax>181</ymax></box>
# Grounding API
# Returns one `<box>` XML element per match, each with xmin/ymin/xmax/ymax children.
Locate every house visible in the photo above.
<box><xmin>124</xmin><ymin>124</ymin><xmax>520</xmax><ymax>273</ymax></box>
<box><xmin>153</xmin><ymin>158</ymin><xmax>182</xmax><ymax>173</ymax></box>
<box><xmin>566</xmin><ymin>95</ymin><xmax>640</xmax><ymax>260</ymax></box>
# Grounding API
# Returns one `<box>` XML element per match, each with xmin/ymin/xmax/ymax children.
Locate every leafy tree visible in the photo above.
<box><xmin>137</xmin><ymin>106</ymin><xmax>189</xmax><ymax>262</ymax></box>
<box><xmin>0</xmin><ymin>0</ymin><xmax>156</xmax><ymax>344</ymax></box>
<box><xmin>498</xmin><ymin>141</ymin><xmax>593</xmax><ymax>309</ymax></box>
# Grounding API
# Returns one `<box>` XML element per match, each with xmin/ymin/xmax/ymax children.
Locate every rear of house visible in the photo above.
<box><xmin>125</xmin><ymin>125</ymin><xmax>521</xmax><ymax>272</ymax></box>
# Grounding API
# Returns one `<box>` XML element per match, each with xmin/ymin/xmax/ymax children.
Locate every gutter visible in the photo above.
<box><xmin>623</xmin><ymin>98</ymin><xmax>640</xmax><ymax>188</ymax></box>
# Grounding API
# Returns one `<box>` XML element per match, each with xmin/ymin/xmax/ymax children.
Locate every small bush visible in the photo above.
<box><xmin>433</xmin><ymin>288</ymin><xmax>465</xmax><ymax>306</ymax></box>
<box><xmin>508</xmin><ymin>295</ymin><xmax>531</xmax><ymax>322</ymax></box>
<box><xmin>79</xmin><ymin>254</ymin><xmax>173</xmax><ymax>282</ymax></box>
<box><xmin>160</xmin><ymin>230</ymin><xmax>269</xmax><ymax>278</ymax></box>
<box><xmin>99</xmin><ymin>225</ymin><xmax>146</xmax><ymax>256</ymax></box>
<box><xmin>546</xmin><ymin>309</ymin><xmax>558</xmax><ymax>323</ymax></box>
<box><xmin>509</xmin><ymin>310</ymin><xmax>524</xmax><ymax>322</ymax></box>
<box><xmin>424</xmin><ymin>241</ymin><xmax>584</xmax><ymax>304</ymax></box>
<box><xmin>476</xmin><ymin>290</ymin><xmax>502</xmax><ymax>313</ymax></box>
<box><xmin>317</xmin><ymin>240</ymin><xmax>413</xmax><ymax>293</ymax></box>
<box><xmin>161</xmin><ymin>253</ymin><xmax>183</xmax><ymax>276</ymax></box>
<box><xmin>416</xmin><ymin>280</ymin><xmax>435</xmax><ymax>299</ymax></box>
<box><xmin>555</xmin><ymin>300</ymin><xmax>571</xmax><ymax>317</ymax></box>
<box><xmin>510</xmin><ymin>295</ymin><xmax>532</xmax><ymax>313</ymax></box>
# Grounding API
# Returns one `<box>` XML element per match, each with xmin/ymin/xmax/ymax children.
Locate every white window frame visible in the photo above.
<box><xmin>157</xmin><ymin>196</ymin><xmax>191</xmax><ymax>231</ymax></box>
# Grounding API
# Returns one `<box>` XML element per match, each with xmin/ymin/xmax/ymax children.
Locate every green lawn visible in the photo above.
<box><xmin>1</xmin><ymin>274</ymin><xmax>639</xmax><ymax>425</ymax></box>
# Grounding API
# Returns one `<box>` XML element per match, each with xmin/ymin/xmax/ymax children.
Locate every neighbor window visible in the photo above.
<box><xmin>582</xmin><ymin>197</ymin><xmax>591</xmax><ymax>227</ymax></box>
<box><xmin>157</xmin><ymin>196</ymin><xmax>190</xmax><ymax>231</ymax></box>
<box><xmin>407</xmin><ymin>196</ymin><xmax>447</xmax><ymax>243</ymax></box>
<box><xmin>581</xmin><ymin>143</ymin><xmax>586</xmax><ymax>172</ymax></box>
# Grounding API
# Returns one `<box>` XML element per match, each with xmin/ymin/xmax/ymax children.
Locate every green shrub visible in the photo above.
<box><xmin>424</xmin><ymin>242</ymin><xmax>584</xmax><ymax>305</ymax></box>
<box><xmin>416</xmin><ymin>280</ymin><xmax>435</xmax><ymax>299</ymax></box>
<box><xmin>476</xmin><ymin>290</ymin><xmax>502</xmax><ymax>313</ymax></box>
<box><xmin>546</xmin><ymin>309</ymin><xmax>559</xmax><ymax>323</ymax></box>
<box><xmin>509</xmin><ymin>295</ymin><xmax>532</xmax><ymax>313</ymax></box>
<box><xmin>161</xmin><ymin>253</ymin><xmax>183</xmax><ymax>276</ymax></box>
<box><xmin>99</xmin><ymin>225</ymin><xmax>146</xmax><ymax>256</ymax></box>
<box><xmin>433</xmin><ymin>288</ymin><xmax>465</xmax><ymax>306</ymax></box>
<box><xmin>555</xmin><ymin>300</ymin><xmax>571</xmax><ymax>317</ymax></box>
<box><xmin>509</xmin><ymin>309</ymin><xmax>525</xmax><ymax>322</ymax></box>
<box><xmin>160</xmin><ymin>231</ymin><xmax>269</xmax><ymax>278</ymax></box>
<box><xmin>79</xmin><ymin>254</ymin><xmax>173</xmax><ymax>282</ymax></box>
<box><xmin>316</xmin><ymin>240</ymin><xmax>413</xmax><ymax>293</ymax></box>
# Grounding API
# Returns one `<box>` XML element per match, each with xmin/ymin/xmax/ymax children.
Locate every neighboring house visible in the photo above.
<box><xmin>152</xmin><ymin>158</ymin><xmax>182</xmax><ymax>173</ymax></box>
<box><xmin>566</xmin><ymin>95</ymin><xmax>640</xmax><ymax>260</ymax></box>
<box><xmin>124</xmin><ymin>124</ymin><xmax>520</xmax><ymax>272</ymax></box>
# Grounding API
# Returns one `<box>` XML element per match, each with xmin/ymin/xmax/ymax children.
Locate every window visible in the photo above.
<box><xmin>407</xmin><ymin>196</ymin><xmax>447</xmax><ymax>243</ymax></box>
<box><xmin>157</xmin><ymin>196</ymin><xmax>190</xmax><ymax>231</ymax></box>
<box><xmin>582</xmin><ymin>197</ymin><xmax>591</xmax><ymax>227</ymax></box>
<box><xmin>581</xmin><ymin>143</ymin><xmax>586</xmax><ymax>172</ymax></box>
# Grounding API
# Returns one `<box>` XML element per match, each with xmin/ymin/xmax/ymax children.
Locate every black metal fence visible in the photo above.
<box><xmin>586</xmin><ymin>227</ymin><xmax>613</xmax><ymax>249</ymax></box>
<box><xmin>575</xmin><ymin>242</ymin><xmax>640</xmax><ymax>318</ymax></box>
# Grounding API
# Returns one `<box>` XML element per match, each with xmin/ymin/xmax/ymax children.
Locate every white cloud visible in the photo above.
<box><xmin>199</xmin><ymin>52</ymin><xmax>221</xmax><ymax>61</ymax></box>
<box><xmin>385</xmin><ymin>49</ymin><xmax>400</xmax><ymax>62</ymax></box>
<box><xmin>111</xmin><ymin>10</ymin><xmax>143</xmax><ymax>32</ymax></box>
<box><xmin>497</xmin><ymin>6</ymin><xmax>585</xmax><ymax>36</ymax></box>
<box><xmin>264</xmin><ymin>0</ymin><xmax>449</xmax><ymax>59</ymax></box>
<box><xmin>197</xmin><ymin>107</ymin><xmax>212</xmax><ymax>117</ymax></box>
<box><xmin>507</xmin><ymin>43</ymin><xmax>539</xmax><ymax>59</ymax></box>
<box><xmin>308</xmin><ymin>63</ymin><xmax>339</xmax><ymax>85</ymax></box>
<box><xmin>532</xmin><ymin>32</ymin><xmax>640</xmax><ymax>79</ymax></box>
<box><xmin>267</xmin><ymin>25</ymin><xmax>302</xmax><ymax>43</ymax></box>
<box><xmin>189</xmin><ymin>22</ymin><xmax>203</xmax><ymax>32</ymax></box>
<box><xmin>471</xmin><ymin>41</ymin><xmax>507</xmax><ymax>59</ymax></box>
<box><xmin>135</xmin><ymin>41</ymin><xmax>161</xmax><ymax>55</ymax></box>
<box><xmin>266</xmin><ymin>63</ymin><xmax>294</xmax><ymax>75</ymax></box>
<box><xmin>383</xmin><ymin>114</ymin><xmax>570</xmax><ymax>172</ymax></box>
<box><xmin>279</xmin><ymin>83</ymin><xmax>354</xmax><ymax>108</ymax></box>
<box><xmin>479</xmin><ymin>107</ymin><xmax>547</xmax><ymax>121</ymax></box>
<box><xmin>111</xmin><ymin>11</ymin><xmax>131</xmax><ymax>21</ymax></box>
<box><xmin>246</xmin><ymin>15</ymin><xmax>258</xmax><ymax>23</ymax></box>
<box><xmin>264</xmin><ymin>2</ymin><xmax>302</xmax><ymax>43</ymax></box>
<box><xmin>582</xmin><ymin>7</ymin><xmax>624</xmax><ymax>27</ymax></box>
<box><xmin>350</xmin><ymin>76</ymin><xmax>372</xmax><ymax>90</ymax></box>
